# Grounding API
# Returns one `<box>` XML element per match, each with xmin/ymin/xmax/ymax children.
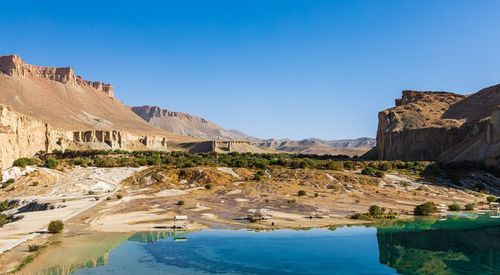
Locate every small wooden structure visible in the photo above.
<box><xmin>174</xmin><ymin>215</ymin><xmax>189</xmax><ymax>229</ymax></box>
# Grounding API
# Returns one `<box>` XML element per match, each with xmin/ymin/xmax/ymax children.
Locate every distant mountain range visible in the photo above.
<box><xmin>131</xmin><ymin>105</ymin><xmax>375</xmax><ymax>156</ymax></box>
<box><xmin>255</xmin><ymin>138</ymin><xmax>376</xmax><ymax>156</ymax></box>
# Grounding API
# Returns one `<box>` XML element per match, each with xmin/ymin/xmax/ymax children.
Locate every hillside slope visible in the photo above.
<box><xmin>0</xmin><ymin>55</ymin><xmax>192</xmax><ymax>142</ymax></box>
<box><xmin>0</xmin><ymin>55</ymin><xmax>196</xmax><ymax>170</ymax></box>
<box><xmin>131</xmin><ymin>105</ymin><xmax>247</xmax><ymax>141</ymax></box>
<box><xmin>132</xmin><ymin>105</ymin><xmax>375</xmax><ymax>156</ymax></box>
<box><xmin>256</xmin><ymin>138</ymin><xmax>375</xmax><ymax>156</ymax></box>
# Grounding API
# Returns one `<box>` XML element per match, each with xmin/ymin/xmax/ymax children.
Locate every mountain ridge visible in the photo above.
<box><xmin>131</xmin><ymin>104</ymin><xmax>375</xmax><ymax>155</ymax></box>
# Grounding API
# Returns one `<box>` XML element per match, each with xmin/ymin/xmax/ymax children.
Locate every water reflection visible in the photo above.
<box><xmin>21</xmin><ymin>232</ymin><xmax>131</xmax><ymax>275</ymax></box>
<box><xmin>127</xmin><ymin>231</ymin><xmax>188</xmax><ymax>243</ymax></box>
<box><xmin>20</xmin><ymin>215</ymin><xmax>500</xmax><ymax>275</ymax></box>
<box><xmin>376</xmin><ymin>214</ymin><xmax>500</xmax><ymax>274</ymax></box>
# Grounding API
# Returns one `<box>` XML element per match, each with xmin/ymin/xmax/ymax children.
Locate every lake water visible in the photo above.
<box><xmin>25</xmin><ymin>214</ymin><xmax>500</xmax><ymax>275</ymax></box>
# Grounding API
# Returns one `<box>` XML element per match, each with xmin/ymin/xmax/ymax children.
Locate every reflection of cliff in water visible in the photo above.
<box><xmin>128</xmin><ymin>231</ymin><xmax>188</xmax><ymax>243</ymax></box>
<box><xmin>376</xmin><ymin>216</ymin><xmax>500</xmax><ymax>274</ymax></box>
<box><xmin>21</xmin><ymin>233</ymin><xmax>131</xmax><ymax>275</ymax></box>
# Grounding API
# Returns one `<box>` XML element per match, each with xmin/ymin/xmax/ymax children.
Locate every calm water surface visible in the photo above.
<box><xmin>30</xmin><ymin>214</ymin><xmax>500</xmax><ymax>275</ymax></box>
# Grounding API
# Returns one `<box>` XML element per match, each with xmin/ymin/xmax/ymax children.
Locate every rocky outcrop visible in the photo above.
<box><xmin>0</xmin><ymin>105</ymin><xmax>69</xmax><ymax>171</ymax></box>
<box><xmin>0</xmin><ymin>55</ymin><xmax>114</xmax><ymax>98</ymax></box>
<box><xmin>0</xmin><ymin>105</ymin><xmax>168</xmax><ymax>171</ymax></box>
<box><xmin>131</xmin><ymin>105</ymin><xmax>251</xmax><ymax>141</ymax></box>
<box><xmin>375</xmin><ymin>85</ymin><xmax>500</xmax><ymax>166</ymax></box>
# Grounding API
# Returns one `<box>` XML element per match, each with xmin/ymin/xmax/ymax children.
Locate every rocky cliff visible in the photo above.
<box><xmin>0</xmin><ymin>55</ymin><xmax>114</xmax><ymax>98</ymax></box>
<box><xmin>0</xmin><ymin>55</ymin><xmax>186</xmax><ymax>170</ymax></box>
<box><xmin>375</xmin><ymin>85</ymin><xmax>500</xmax><ymax>166</ymax></box>
<box><xmin>131</xmin><ymin>105</ymin><xmax>249</xmax><ymax>141</ymax></box>
<box><xmin>0</xmin><ymin>105</ymin><xmax>168</xmax><ymax>171</ymax></box>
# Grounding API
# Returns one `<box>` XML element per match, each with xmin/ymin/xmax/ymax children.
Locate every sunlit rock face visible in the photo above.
<box><xmin>375</xmin><ymin>85</ymin><xmax>500</xmax><ymax>168</ymax></box>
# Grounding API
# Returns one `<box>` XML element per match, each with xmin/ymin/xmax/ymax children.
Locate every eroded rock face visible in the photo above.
<box><xmin>375</xmin><ymin>85</ymin><xmax>500</xmax><ymax>165</ymax></box>
<box><xmin>0</xmin><ymin>55</ymin><xmax>114</xmax><ymax>98</ymax></box>
<box><xmin>131</xmin><ymin>105</ymin><xmax>249</xmax><ymax>141</ymax></box>
<box><xmin>0</xmin><ymin>105</ymin><xmax>69</xmax><ymax>171</ymax></box>
<box><xmin>0</xmin><ymin>105</ymin><xmax>167</xmax><ymax>171</ymax></box>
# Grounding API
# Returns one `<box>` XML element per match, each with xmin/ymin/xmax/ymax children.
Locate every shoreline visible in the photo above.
<box><xmin>0</xmin><ymin>165</ymin><xmax>494</xmax><ymax>274</ymax></box>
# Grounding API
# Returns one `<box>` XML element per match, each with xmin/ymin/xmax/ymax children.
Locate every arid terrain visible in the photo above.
<box><xmin>0</xmin><ymin>161</ymin><xmax>496</xmax><ymax>273</ymax></box>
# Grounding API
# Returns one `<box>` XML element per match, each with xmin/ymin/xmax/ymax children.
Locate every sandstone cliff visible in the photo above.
<box><xmin>0</xmin><ymin>105</ymin><xmax>168</xmax><ymax>171</ymax></box>
<box><xmin>0</xmin><ymin>55</ymin><xmax>190</xmax><ymax>170</ymax></box>
<box><xmin>0</xmin><ymin>55</ymin><xmax>192</xmax><ymax>141</ymax></box>
<box><xmin>375</xmin><ymin>85</ymin><xmax>500</xmax><ymax>167</ymax></box>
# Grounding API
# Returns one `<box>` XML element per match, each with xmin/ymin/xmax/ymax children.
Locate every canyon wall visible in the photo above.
<box><xmin>0</xmin><ymin>105</ymin><xmax>167</xmax><ymax>171</ymax></box>
<box><xmin>375</xmin><ymin>85</ymin><xmax>500</xmax><ymax>167</ymax></box>
<box><xmin>0</xmin><ymin>55</ymin><xmax>114</xmax><ymax>98</ymax></box>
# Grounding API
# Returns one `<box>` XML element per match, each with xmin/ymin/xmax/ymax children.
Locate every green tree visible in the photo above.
<box><xmin>414</xmin><ymin>202</ymin><xmax>438</xmax><ymax>216</ymax></box>
<box><xmin>369</xmin><ymin>205</ymin><xmax>384</xmax><ymax>217</ymax></box>
<box><xmin>487</xmin><ymin>196</ymin><xmax>497</xmax><ymax>203</ymax></box>
<box><xmin>47</xmin><ymin>220</ymin><xmax>64</xmax><ymax>233</ymax></box>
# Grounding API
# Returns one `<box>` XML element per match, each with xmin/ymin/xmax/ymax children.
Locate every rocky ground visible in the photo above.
<box><xmin>0</xmin><ymin>165</ymin><xmax>495</xmax><ymax>274</ymax></box>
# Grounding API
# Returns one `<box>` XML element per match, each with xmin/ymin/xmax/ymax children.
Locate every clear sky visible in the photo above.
<box><xmin>1</xmin><ymin>1</ymin><xmax>499</xmax><ymax>140</ymax></box>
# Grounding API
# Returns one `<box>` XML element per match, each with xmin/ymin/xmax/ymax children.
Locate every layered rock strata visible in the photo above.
<box><xmin>0</xmin><ymin>105</ymin><xmax>167</xmax><ymax>171</ymax></box>
<box><xmin>0</xmin><ymin>55</ymin><xmax>114</xmax><ymax>98</ymax></box>
<box><xmin>375</xmin><ymin>85</ymin><xmax>500</xmax><ymax>168</ymax></box>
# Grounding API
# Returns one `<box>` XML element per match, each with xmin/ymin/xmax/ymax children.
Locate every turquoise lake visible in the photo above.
<box><xmin>32</xmin><ymin>214</ymin><xmax>500</xmax><ymax>275</ymax></box>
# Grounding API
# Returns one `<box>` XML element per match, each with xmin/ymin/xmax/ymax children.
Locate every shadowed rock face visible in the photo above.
<box><xmin>375</xmin><ymin>85</ymin><xmax>500</xmax><ymax>166</ymax></box>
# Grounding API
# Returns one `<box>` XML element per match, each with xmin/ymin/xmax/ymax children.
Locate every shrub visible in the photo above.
<box><xmin>47</xmin><ymin>220</ymin><xmax>64</xmax><ymax>233</ymax></box>
<box><xmin>350</xmin><ymin>213</ymin><xmax>371</xmax><ymax>220</ymax></box>
<box><xmin>45</xmin><ymin>159</ymin><xmax>58</xmax><ymax>169</ymax></box>
<box><xmin>116</xmin><ymin>194</ymin><xmax>123</xmax><ymax>200</ymax></box>
<box><xmin>314</xmin><ymin>193</ymin><xmax>319</xmax><ymax>197</ymax></box>
<box><xmin>368</xmin><ymin>205</ymin><xmax>384</xmax><ymax>217</ymax></box>
<box><xmin>15</xmin><ymin>255</ymin><xmax>34</xmax><ymax>272</ymax></box>
<box><xmin>177</xmin><ymin>200</ymin><xmax>185</xmax><ymax>206</ymax></box>
<box><xmin>253</xmin><ymin>171</ymin><xmax>264</xmax><ymax>181</ymax></box>
<box><xmin>28</xmin><ymin>244</ymin><xmax>41</xmax><ymax>252</ymax></box>
<box><xmin>0</xmin><ymin>200</ymin><xmax>10</xmax><ymax>212</ymax></box>
<box><xmin>464</xmin><ymin>203</ymin><xmax>476</xmax><ymax>211</ymax></box>
<box><xmin>361</xmin><ymin>167</ymin><xmax>385</xmax><ymax>178</ymax></box>
<box><xmin>448</xmin><ymin>203</ymin><xmax>461</xmax><ymax>211</ymax></box>
<box><xmin>298</xmin><ymin>190</ymin><xmax>306</xmax><ymax>196</ymax></box>
<box><xmin>487</xmin><ymin>196</ymin><xmax>497</xmax><ymax>203</ymax></box>
<box><xmin>0</xmin><ymin>214</ymin><xmax>8</xmax><ymax>227</ymax></box>
<box><xmin>205</xmin><ymin>183</ymin><xmax>213</xmax><ymax>190</ymax></box>
<box><xmin>13</xmin><ymin>158</ymin><xmax>37</xmax><ymax>168</ymax></box>
<box><xmin>343</xmin><ymin>161</ymin><xmax>355</xmax><ymax>170</ymax></box>
<box><xmin>414</xmin><ymin>202</ymin><xmax>438</xmax><ymax>216</ymax></box>
<box><xmin>6</xmin><ymin>178</ymin><xmax>15</xmax><ymax>184</ymax></box>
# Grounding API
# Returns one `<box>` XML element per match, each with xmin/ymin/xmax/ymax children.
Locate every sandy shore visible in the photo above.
<box><xmin>0</xmin><ymin>165</ymin><xmax>492</xmax><ymax>274</ymax></box>
<box><xmin>0</xmin><ymin>167</ymin><xmax>143</xmax><ymax>255</ymax></box>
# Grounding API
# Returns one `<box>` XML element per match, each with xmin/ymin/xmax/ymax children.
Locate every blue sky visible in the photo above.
<box><xmin>1</xmin><ymin>1</ymin><xmax>499</xmax><ymax>140</ymax></box>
